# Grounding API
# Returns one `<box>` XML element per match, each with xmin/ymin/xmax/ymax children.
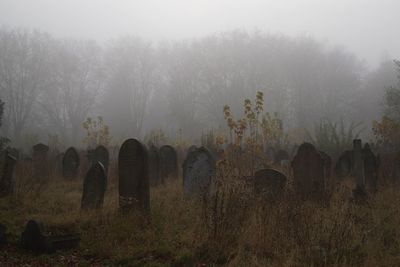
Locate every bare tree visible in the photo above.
<box><xmin>102</xmin><ymin>37</ymin><xmax>158</xmax><ymax>138</ymax></box>
<box><xmin>40</xmin><ymin>39</ymin><xmax>103</xmax><ymax>145</ymax></box>
<box><xmin>0</xmin><ymin>28</ymin><xmax>52</xmax><ymax>146</ymax></box>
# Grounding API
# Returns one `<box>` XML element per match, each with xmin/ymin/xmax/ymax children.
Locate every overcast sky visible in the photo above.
<box><xmin>0</xmin><ymin>0</ymin><xmax>399</xmax><ymax>68</ymax></box>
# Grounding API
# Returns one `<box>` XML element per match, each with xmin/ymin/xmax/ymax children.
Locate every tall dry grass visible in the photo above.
<box><xmin>1</xmin><ymin>157</ymin><xmax>400</xmax><ymax>266</ymax></box>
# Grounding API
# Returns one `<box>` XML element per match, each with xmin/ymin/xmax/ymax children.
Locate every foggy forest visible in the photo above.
<box><xmin>0</xmin><ymin>1</ymin><xmax>400</xmax><ymax>266</ymax></box>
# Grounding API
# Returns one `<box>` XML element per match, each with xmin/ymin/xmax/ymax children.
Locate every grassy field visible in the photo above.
<box><xmin>1</xmin><ymin>161</ymin><xmax>400</xmax><ymax>267</ymax></box>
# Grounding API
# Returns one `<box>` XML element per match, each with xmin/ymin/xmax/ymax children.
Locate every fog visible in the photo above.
<box><xmin>0</xmin><ymin>0</ymin><xmax>399</xmax><ymax>151</ymax></box>
<box><xmin>1</xmin><ymin>0</ymin><xmax>400</xmax><ymax>67</ymax></box>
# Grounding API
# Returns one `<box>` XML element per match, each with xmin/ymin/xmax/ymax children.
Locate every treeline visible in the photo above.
<box><xmin>0</xmin><ymin>27</ymin><xmax>398</xmax><ymax>148</ymax></box>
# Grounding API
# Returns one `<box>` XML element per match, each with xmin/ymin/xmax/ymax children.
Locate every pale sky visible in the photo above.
<box><xmin>0</xmin><ymin>0</ymin><xmax>399</xmax><ymax>68</ymax></box>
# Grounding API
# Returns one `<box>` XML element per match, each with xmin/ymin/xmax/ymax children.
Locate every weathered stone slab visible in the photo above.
<box><xmin>183</xmin><ymin>147</ymin><xmax>215</xmax><ymax>196</ymax></box>
<box><xmin>118</xmin><ymin>139</ymin><xmax>150</xmax><ymax>212</ymax></box>
<box><xmin>81</xmin><ymin>161</ymin><xmax>107</xmax><ymax>210</ymax></box>
<box><xmin>159</xmin><ymin>145</ymin><xmax>178</xmax><ymax>181</ymax></box>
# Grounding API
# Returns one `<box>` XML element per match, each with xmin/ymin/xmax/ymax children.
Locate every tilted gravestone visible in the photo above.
<box><xmin>363</xmin><ymin>143</ymin><xmax>379</xmax><ymax>193</ymax></box>
<box><xmin>291</xmin><ymin>142</ymin><xmax>325</xmax><ymax>201</ymax></box>
<box><xmin>81</xmin><ymin>161</ymin><xmax>107</xmax><ymax>210</ymax></box>
<box><xmin>148</xmin><ymin>145</ymin><xmax>160</xmax><ymax>185</ymax></box>
<box><xmin>183</xmin><ymin>147</ymin><xmax>216</xmax><ymax>196</ymax></box>
<box><xmin>254</xmin><ymin>168</ymin><xmax>287</xmax><ymax>200</ymax></box>
<box><xmin>0</xmin><ymin>152</ymin><xmax>17</xmax><ymax>197</ymax></box>
<box><xmin>33</xmin><ymin>143</ymin><xmax>49</xmax><ymax>180</ymax></box>
<box><xmin>118</xmin><ymin>139</ymin><xmax>150</xmax><ymax>212</ymax></box>
<box><xmin>62</xmin><ymin>147</ymin><xmax>80</xmax><ymax>180</ymax></box>
<box><xmin>159</xmin><ymin>145</ymin><xmax>178</xmax><ymax>181</ymax></box>
<box><xmin>93</xmin><ymin>145</ymin><xmax>109</xmax><ymax>175</ymax></box>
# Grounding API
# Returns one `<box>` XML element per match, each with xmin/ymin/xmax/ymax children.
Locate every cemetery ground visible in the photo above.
<box><xmin>1</xmin><ymin>163</ymin><xmax>400</xmax><ymax>267</ymax></box>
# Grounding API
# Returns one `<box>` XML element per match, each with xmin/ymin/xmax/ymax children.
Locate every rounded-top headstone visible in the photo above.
<box><xmin>183</xmin><ymin>146</ymin><xmax>216</xmax><ymax>196</ymax></box>
<box><xmin>118</xmin><ymin>139</ymin><xmax>150</xmax><ymax>212</ymax></box>
<box><xmin>81</xmin><ymin>161</ymin><xmax>107</xmax><ymax>210</ymax></box>
<box><xmin>62</xmin><ymin>147</ymin><xmax>80</xmax><ymax>179</ymax></box>
<box><xmin>291</xmin><ymin>142</ymin><xmax>325</xmax><ymax>200</ymax></box>
<box><xmin>159</xmin><ymin>145</ymin><xmax>178</xmax><ymax>181</ymax></box>
<box><xmin>335</xmin><ymin>150</ymin><xmax>353</xmax><ymax>178</ymax></box>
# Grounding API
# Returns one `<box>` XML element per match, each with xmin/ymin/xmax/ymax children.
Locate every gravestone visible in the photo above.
<box><xmin>93</xmin><ymin>145</ymin><xmax>109</xmax><ymax>175</ymax></box>
<box><xmin>81</xmin><ymin>161</ymin><xmax>107</xmax><ymax>210</ymax></box>
<box><xmin>183</xmin><ymin>147</ymin><xmax>216</xmax><ymax>196</ymax></box>
<box><xmin>21</xmin><ymin>220</ymin><xmax>80</xmax><ymax>253</ymax></box>
<box><xmin>291</xmin><ymin>142</ymin><xmax>325</xmax><ymax>201</ymax></box>
<box><xmin>254</xmin><ymin>168</ymin><xmax>287</xmax><ymax>200</ymax></box>
<box><xmin>148</xmin><ymin>145</ymin><xmax>160</xmax><ymax>185</ymax></box>
<box><xmin>62</xmin><ymin>147</ymin><xmax>80</xmax><ymax>179</ymax></box>
<box><xmin>363</xmin><ymin>143</ymin><xmax>379</xmax><ymax>193</ymax></box>
<box><xmin>33</xmin><ymin>143</ymin><xmax>49</xmax><ymax>180</ymax></box>
<box><xmin>274</xmin><ymin>149</ymin><xmax>289</xmax><ymax>165</ymax></box>
<box><xmin>335</xmin><ymin>150</ymin><xmax>353</xmax><ymax>178</ymax></box>
<box><xmin>159</xmin><ymin>145</ymin><xmax>178</xmax><ymax>181</ymax></box>
<box><xmin>0</xmin><ymin>223</ymin><xmax>6</xmax><ymax>245</ymax></box>
<box><xmin>0</xmin><ymin>152</ymin><xmax>17</xmax><ymax>197</ymax></box>
<box><xmin>118</xmin><ymin>139</ymin><xmax>150</xmax><ymax>212</ymax></box>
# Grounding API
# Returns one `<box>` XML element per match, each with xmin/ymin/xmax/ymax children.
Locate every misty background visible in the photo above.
<box><xmin>0</xmin><ymin>0</ymin><xmax>399</xmax><ymax>149</ymax></box>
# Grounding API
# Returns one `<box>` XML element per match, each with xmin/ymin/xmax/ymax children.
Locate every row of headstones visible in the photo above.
<box><xmin>254</xmin><ymin>139</ymin><xmax>379</xmax><ymax>201</ymax></box>
<box><xmin>82</xmin><ymin>140</ymin><xmax>217</xmax><ymax>211</ymax></box>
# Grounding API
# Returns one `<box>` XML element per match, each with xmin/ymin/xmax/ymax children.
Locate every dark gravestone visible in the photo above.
<box><xmin>335</xmin><ymin>150</ymin><xmax>354</xmax><ymax>178</ymax></box>
<box><xmin>291</xmin><ymin>143</ymin><xmax>325</xmax><ymax>201</ymax></box>
<box><xmin>0</xmin><ymin>152</ymin><xmax>17</xmax><ymax>197</ymax></box>
<box><xmin>93</xmin><ymin>145</ymin><xmax>109</xmax><ymax>175</ymax></box>
<box><xmin>148</xmin><ymin>145</ymin><xmax>160</xmax><ymax>186</ymax></box>
<box><xmin>274</xmin><ymin>149</ymin><xmax>289</xmax><ymax>165</ymax></box>
<box><xmin>118</xmin><ymin>139</ymin><xmax>150</xmax><ymax>212</ymax></box>
<box><xmin>183</xmin><ymin>147</ymin><xmax>216</xmax><ymax>196</ymax></box>
<box><xmin>159</xmin><ymin>145</ymin><xmax>178</xmax><ymax>181</ymax></box>
<box><xmin>33</xmin><ymin>143</ymin><xmax>49</xmax><ymax>180</ymax></box>
<box><xmin>187</xmin><ymin>145</ymin><xmax>198</xmax><ymax>155</ymax></box>
<box><xmin>62</xmin><ymin>147</ymin><xmax>80</xmax><ymax>179</ymax></box>
<box><xmin>21</xmin><ymin>220</ymin><xmax>80</xmax><ymax>253</ymax></box>
<box><xmin>254</xmin><ymin>168</ymin><xmax>287</xmax><ymax>200</ymax></box>
<box><xmin>363</xmin><ymin>143</ymin><xmax>379</xmax><ymax>193</ymax></box>
<box><xmin>81</xmin><ymin>162</ymin><xmax>106</xmax><ymax>210</ymax></box>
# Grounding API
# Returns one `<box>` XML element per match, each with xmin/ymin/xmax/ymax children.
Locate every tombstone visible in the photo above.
<box><xmin>254</xmin><ymin>168</ymin><xmax>287</xmax><ymax>200</ymax></box>
<box><xmin>274</xmin><ymin>149</ymin><xmax>289</xmax><ymax>165</ymax></box>
<box><xmin>21</xmin><ymin>220</ymin><xmax>80</xmax><ymax>253</ymax></box>
<box><xmin>0</xmin><ymin>152</ymin><xmax>17</xmax><ymax>197</ymax></box>
<box><xmin>187</xmin><ymin>145</ymin><xmax>198</xmax><ymax>155</ymax></box>
<box><xmin>62</xmin><ymin>147</ymin><xmax>80</xmax><ymax>180</ymax></box>
<box><xmin>183</xmin><ymin>147</ymin><xmax>216</xmax><ymax>196</ymax></box>
<box><xmin>363</xmin><ymin>143</ymin><xmax>379</xmax><ymax>193</ymax></box>
<box><xmin>159</xmin><ymin>145</ymin><xmax>178</xmax><ymax>181</ymax></box>
<box><xmin>148</xmin><ymin>145</ymin><xmax>160</xmax><ymax>186</ymax></box>
<box><xmin>81</xmin><ymin>161</ymin><xmax>107</xmax><ymax>210</ymax></box>
<box><xmin>93</xmin><ymin>145</ymin><xmax>109</xmax><ymax>175</ymax></box>
<box><xmin>335</xmin><ymin>150</ymin><xmax>353</xmax><ymax>178</ymax></box>
<box><xmin>291</xmin><ymin>143</ymin><xmax>325</xmax><ymax>201</ymax></box>
<box><xmin>118</xmin><ymin>139</ymin><xmax>150</xmax><ymax>212</ymax></box>
<box><xmin>32</xmin><ymin>143</ymin><xmax>49</xmax><ymax>180</ymax></box>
